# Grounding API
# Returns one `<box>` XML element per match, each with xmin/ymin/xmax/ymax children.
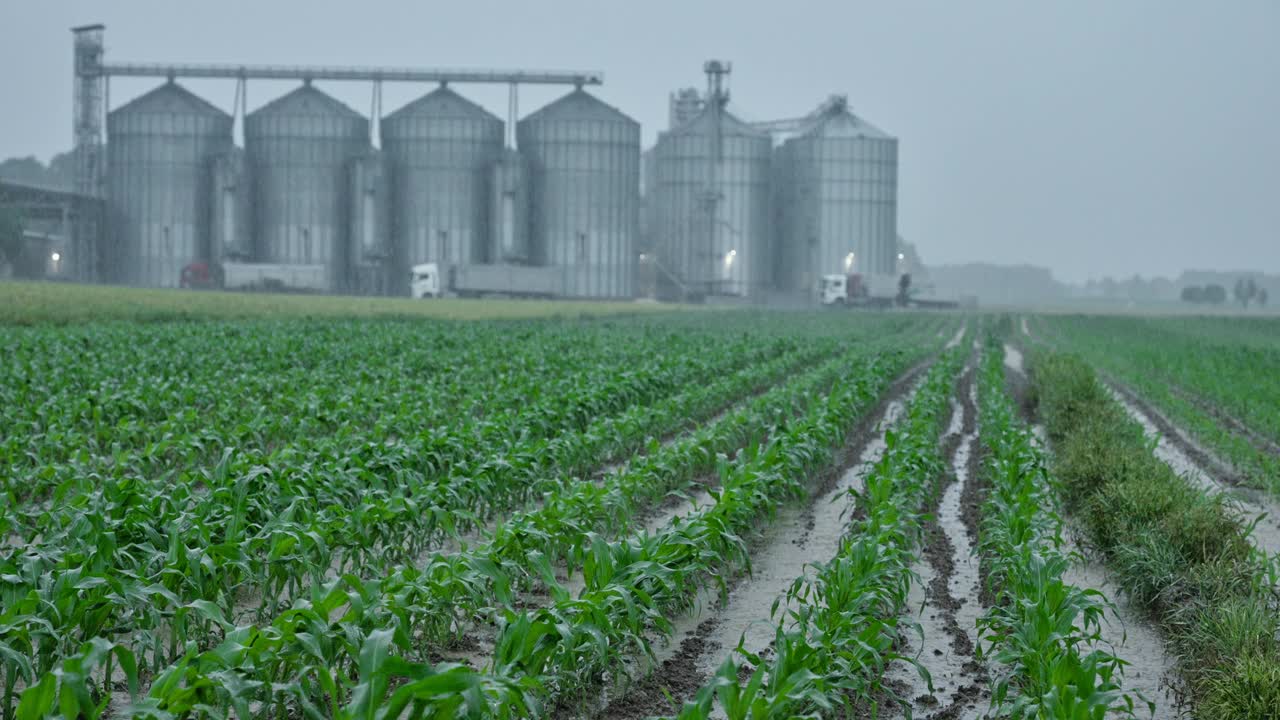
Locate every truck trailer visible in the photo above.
<box><xmin>180</xmin><ymin>262</ymin><xmax>329</xmax><ymax>293</ymax></box>
<box><xmin>411</xmin><ymin>262</ymin><xmax>563</xmax><ymax>299</ymax></box>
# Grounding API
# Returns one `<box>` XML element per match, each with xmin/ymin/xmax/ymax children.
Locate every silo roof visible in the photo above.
<box><xmin>670</xmin><ymin>106</ymin><xmax>770</xmax><ymax>139</ymax></box>
<box><xmin>249</xmin><ymin>84</ymin><xmax>364</xmax><ymax>119</ymax></box>
<box><xmin>111</xmin><ymin>81</ymin><xmax>230</xmax><ymax>119</ymax></box>
<box><xmin>385</xmin><ymin>86</ymin><xmax>501</xmax><ymax>122</ymax></box>
<box><xmin>521</xmin><ymin>88</ymin><xmax>637</xmax><ymax>126</ymax></box>
<box><xmin>802</xmin><ymin>110</ymin><xmax>893</xmax><ymax>140</ymax></box>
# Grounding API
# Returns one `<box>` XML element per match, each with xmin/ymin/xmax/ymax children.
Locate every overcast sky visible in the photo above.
<box><xmin>2</xmin><ymin>1</ymin><xmax>1276</xmax><ymax>282</ymax></box>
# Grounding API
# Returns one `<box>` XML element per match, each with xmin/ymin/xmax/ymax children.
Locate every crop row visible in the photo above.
<box><xmin>0</xmin><ymin>319</ymin><xmax>882</xmax><ymax>693</ymax></box>
<box><xmin>1030</xmin><ymin>347</ymin><xmax>1280</xmax><ymax>717</ymax></box>
<box><xmin>668</xmin><ymin>342</ymin><xmax>964</xmax><ymax>719</ymax></box>
<box><xmin>5</xmin><ymin>320</ymin><xmax>949</xmax><ymax>718</ymax></box>
<box><xmin>973</xmin><ymin>334</ymin><xmax>1144</xmax><ymax>718</ymax></box>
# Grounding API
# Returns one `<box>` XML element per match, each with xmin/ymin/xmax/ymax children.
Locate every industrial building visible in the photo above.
<box><xmin>58</xmin><ymin>26</ymin><xmax>899</xmax><ymax>305</ymax></box>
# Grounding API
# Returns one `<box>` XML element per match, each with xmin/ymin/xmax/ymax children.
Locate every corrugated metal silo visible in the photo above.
<box><xmin>653</xmin><ymin>107</ymin><xmax>771</xmax><ymax>298</ymax></box>
<box><xmin>489</xmin><ymin>148</ymin><xmax>530</xmax><ymax>263</ymax></box>
<box><xmin>775</xmin><ymin>108</ymin><xmax>898</xmax><ymax>296</ymax></box>
<box><xmin>245</xmin><ymin>83</ymin><xmax>369</xmax><ymax>292</ymax></box>
<box><xmin>106</xmin><ymin>81</ymin><xmax>232</xmax><ymax>287</ymax></box>
<box><xmin>518</xmin><ymin>89</ymin><xmax>640</xmax><ymax>299</ymax></box>
<box><xmin>382</xmin><ymin>86</ymin><xmax>503</xmax><ymax>277</ymax></box>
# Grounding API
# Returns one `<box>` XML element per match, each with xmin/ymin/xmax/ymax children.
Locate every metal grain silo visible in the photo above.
<box><xmin>775</xmin><ymin>106</ymin><xmax>898</xmax><ymax>296</ymax></box>
<box><xmin>245</xmin><ymin>83</ymin><xmax>369</xmax><ymax>292</ymax></box>
<box><xmin>518</xmin><ymin>89</ymin><xmax>640</xmax><ymax>299</ymax></box>
<box><xmin>106</xmin><ymin>81</ymin><xmax>232</xmax><ymax>287</ymax></box>
<box><xmin>653</xmin><ymin>107</ymin><xmax>771</xmax><ymax>298</ymax></box>
<box><xmin>382</xmin><ymin>87</ymin><xmax>503</xmax><ymax>278</ymax></box>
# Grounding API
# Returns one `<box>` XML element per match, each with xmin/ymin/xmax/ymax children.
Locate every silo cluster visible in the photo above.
<box><xmin>101</xmin><ymin>69</ymin><xmax>898</xmax><ymax>303</ymax></box>
<box><xmin>104</xmin><ymin>81</ymin><xmax>641</xmax><ymax>298</ymax></box>
<box><xmin>648</xmin><ymin>94</ymin><xmax>900</xmax><ymax>302</ymax></box>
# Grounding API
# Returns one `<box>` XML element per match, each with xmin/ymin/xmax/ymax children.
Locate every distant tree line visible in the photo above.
<box><xmin>0</xmin><ymin>152</ymin><xmax>75</xmax><ymax>189</ymax></box>
<box><xmin>1180</xmin><ymin>279</ymin><xmax>1268</xmax><ymax>307</ymax></box>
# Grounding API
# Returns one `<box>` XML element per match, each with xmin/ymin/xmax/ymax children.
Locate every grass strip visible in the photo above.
<box><xmin>1029</xmin><ymin>348</ymin><xmax>1280</xmax><ymax>718</ymax></box>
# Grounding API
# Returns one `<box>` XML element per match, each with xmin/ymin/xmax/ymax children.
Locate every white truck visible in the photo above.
<box><xmin>821</xmin><ymin>272</ymin><xmax>960</xmax><ymax>310</ymax></box>
<box><xmin>411</xmin><ymin>262</ymin><xmax>563</xmax><ymax>299</ymax></box>
<box><xmin>820</xmin><ymin>272</ymin><xmax>900</xmax><ymax>307</ymax></box>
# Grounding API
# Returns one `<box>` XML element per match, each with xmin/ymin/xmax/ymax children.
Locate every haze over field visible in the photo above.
<box><xmin>1</xmin><ymin>0</ymin><xmax>1277</xmax><ymax>283</ymax></box>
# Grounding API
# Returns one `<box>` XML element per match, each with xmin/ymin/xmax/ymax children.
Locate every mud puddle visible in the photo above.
<box><xmin>1106</xmin><ymin>384</ymin><xmax>1280</xmax><ymax>558</ymax></box>
<box><xmin>886</xmin><ymin>365</ymin><xmax>986</xmax><ymax>720</ymax></box>
<box><xmin>1002</xmin><ymin>343</ymin><xmax>1025</xmax><ymax>376</ymax></box>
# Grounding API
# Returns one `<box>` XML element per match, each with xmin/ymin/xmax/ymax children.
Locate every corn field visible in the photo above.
<box><xmin>4</xmin><ymin>308</ymin><xmax>1280</xmax><ymax>719</ymax></box>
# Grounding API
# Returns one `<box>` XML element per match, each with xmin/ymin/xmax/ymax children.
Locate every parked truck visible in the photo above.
<box><xmin>181</xmin><ymin>262</ymin><xmax>329</xmax><ymax>293</ymax></box>
<box><xmin>410</xmin><ymin>262</ymin><xmax>562</xmax><ymax>299</ymax></box>
<box><xmin>820</xmin><ymin>272</ymin><xmax>960</xmax><ymax>310</ymax></box>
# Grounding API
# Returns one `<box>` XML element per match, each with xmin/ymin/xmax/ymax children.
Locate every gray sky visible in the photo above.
<box><xmin>2</xmin><ymin>0</ymin><xmax>1277</xmax><ymax>282</ymax></box>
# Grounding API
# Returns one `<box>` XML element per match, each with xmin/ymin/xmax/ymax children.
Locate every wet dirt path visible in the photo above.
<box><xmin>886</xmin><ymin>352</ymin><xmax>986</xmax><ymax>720</ymax></box>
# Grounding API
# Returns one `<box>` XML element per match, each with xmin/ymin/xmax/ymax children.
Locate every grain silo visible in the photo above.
<box><xmin>653</xmin><ymin>107</ymin><xmax>771</xmax><ymax>299</ymax></box>
<box><xmin>382</xmin><ymin>86</ymin><xmax>504</xmax><ymax>280</ymax></box>
<box><xmin>105</xmin><ymin>81</ymin><xmax>232</xmax><ymax>287</ymax></box>
<box><xmin>774</xmin><ymin>103</ymin><xmax>898</xmax><ymax>297</ymax></box>
<box><xmin>245</xmin><ymin>83</ymin><xmax>369</xmax><ymax>292</ymax></box>
<box><xmin>518</xmin><ymin>89</ymin><xmax>640</xmax><ymax>299</ymax></box>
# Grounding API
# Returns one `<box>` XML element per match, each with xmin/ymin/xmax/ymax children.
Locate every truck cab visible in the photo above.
<box><xmin>820</xmin><ymin>273</ymin><xmax>866</xmax><ymax>305</ymax></box>
<box><xmin>411</xmin><ymin>263</ymin><xmax>441</xmax><ymax>299</ymax></box>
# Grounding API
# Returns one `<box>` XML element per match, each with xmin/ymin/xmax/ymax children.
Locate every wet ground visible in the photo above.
<box><xmin>1005</xmin><ymin>340</ymin><xmax>1186</xmax><ymax>719</ymax></box>
<box><xmin>588</xmin><ymin>360</ymin><xmax>936</xmax><ymax>720</ymax></box>
<box><xmin>885</xmin><ymin>360</ymin><xmax>987</xmax><ymax>720</ymax></box>
<box><xmin>1105</xmin><ymin>383</ymin><xmax>1280</xmax><ymax>559</ymax></box>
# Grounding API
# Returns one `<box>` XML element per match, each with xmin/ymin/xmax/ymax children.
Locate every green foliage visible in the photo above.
<box><xmin>1038</xmin><ymin>315</ymin><xmax>1280</xmax><ymax>494</ymax></box>
<box><xmin>672</xmin><ymin>341</ymin><xmax>967</xmax><ymax>719</ymax></box>
<box><xmin>1028</xmin><ymin>345</ymin><xmax>1280</xmax><ymax>718</ymax></box>
<box><xmin>1</xmin><ymin>311</ymin><xmax>955</xmax><ymax>718</ymax></box>
<box><xmin>975</xmin><ymin>335</ymin><xmax>1147</xmax><ymax>719</ymax></box>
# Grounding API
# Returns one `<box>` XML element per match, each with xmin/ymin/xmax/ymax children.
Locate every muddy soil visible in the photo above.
<box><xmin>885</xmin><ymin>354</ymin><xmax>987</xmax><ymax>720</ymax></box>
<box><xmin>588</xmin><ymin>360</ymin><xmax>937</xmax><ymax>720</ymax></box>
